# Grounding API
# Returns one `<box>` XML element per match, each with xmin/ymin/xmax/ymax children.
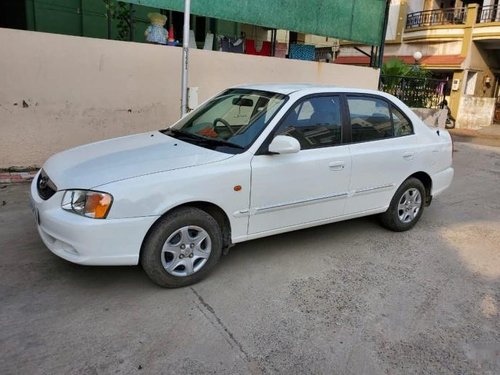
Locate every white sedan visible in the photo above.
<box><xmin>31</xmin><ymin>85</ymin><xmax>453</xmax><ymax>287</ymax></box>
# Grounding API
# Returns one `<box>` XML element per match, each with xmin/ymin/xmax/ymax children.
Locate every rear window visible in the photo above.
<box><xmin>347</xmin><ymin>96</ymin><xmax>413</xmax><ymax>142</ymax></box>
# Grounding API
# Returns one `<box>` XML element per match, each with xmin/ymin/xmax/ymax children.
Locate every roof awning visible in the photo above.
<box><xmin>335</xmin><ymin>55</ymin><xmax>465</xmax><ymax>68</ymax></box>
<box><xmin>121</xmin><ymin>0</ymin><xmax>387</xmax><ymax>46</ymax></box>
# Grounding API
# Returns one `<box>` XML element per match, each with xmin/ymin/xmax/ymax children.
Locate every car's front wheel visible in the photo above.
<box><xmin>380</xmin><ymin>177</ymin><xmax>425</xmax><ymax>232</ymax></box>
<box><xmin>141</xmin><ymin>207</ymin><xmax>223</xmax><ymax>288</ymax></box>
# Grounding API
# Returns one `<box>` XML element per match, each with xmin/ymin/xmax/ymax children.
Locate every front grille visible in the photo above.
<box><xmin>37</xmin><ymin>169</ymin><xmax>57</xmax><ymax>200</ymax></box>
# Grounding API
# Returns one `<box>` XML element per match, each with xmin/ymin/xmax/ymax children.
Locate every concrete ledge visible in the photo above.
<box><xmin>450</xmin><ymin>126</ymin><xmax>500</xmax><ymax>140</ymax></box>
<box><xmin>449</xmin><ymin>125</ymin><xmax>500</xmax><ymax>147</ymax></box>
<box><xmin>411</xmin><ymin>108</ymin><xmax>448</xmax><ymax>128</ymax></box>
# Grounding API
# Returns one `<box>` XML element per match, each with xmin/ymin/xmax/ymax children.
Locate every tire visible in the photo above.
<box><xmin>140</xmin><ymin>207</ymin><xmax>223</xmax><ymax>288</ymax></box>
<box><xmin>379</xmin><ymin>177</ymin><xmax>426</xmax><ymax>232</ymax></box>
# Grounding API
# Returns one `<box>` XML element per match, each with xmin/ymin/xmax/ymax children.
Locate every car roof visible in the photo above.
<box><xmin>232</xmin><ymin>84</ymin><xmax>317</xmax><ymax>95</ymax></box>
<box><xmin>232</xmin><ymin>83</ymin><xmax>384</xmax><ymax>97</ymax></box>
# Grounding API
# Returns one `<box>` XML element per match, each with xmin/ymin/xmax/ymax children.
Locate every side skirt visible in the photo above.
<box><xmin>231</xmin><ymin>206</ymin><xmax>389</xmax><ymax>244</ymax></box>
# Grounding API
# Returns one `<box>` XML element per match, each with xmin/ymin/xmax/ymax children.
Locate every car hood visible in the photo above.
<box><xmin>43</xmin><ymin>131</ymin><xmax>233</xmax><ymax>189</ymax></box>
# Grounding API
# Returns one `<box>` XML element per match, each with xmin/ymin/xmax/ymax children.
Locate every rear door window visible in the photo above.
<box><xmin>347</xmin><ymin>96</ymin><xmax>393</xmax><ymax>142</ymax></box>
<box><xmin>346</xmin><ymin>96</ymin><xmax>414</xmax><ymax>142</ymax></box>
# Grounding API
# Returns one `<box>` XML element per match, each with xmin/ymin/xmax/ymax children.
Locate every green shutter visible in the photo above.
<box><xmin>120</xmin><ymin>0</ymin><xmax>386</xmax><ymax>46</ymax></box>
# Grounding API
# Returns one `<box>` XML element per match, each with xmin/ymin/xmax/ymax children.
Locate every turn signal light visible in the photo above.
<box><xmin>85</xmin><ymin>193</ymin><xmax>113</xmax><ymax>219</ymax></box>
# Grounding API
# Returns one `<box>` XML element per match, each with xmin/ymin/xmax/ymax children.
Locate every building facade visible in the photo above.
<box><xmin>337</xmin><ymin>0</ymin><xmax>500</xmax><ymax>128</ymax></box>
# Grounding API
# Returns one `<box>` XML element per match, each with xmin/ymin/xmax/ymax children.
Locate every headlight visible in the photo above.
<box><xmin>61</xmin><ymin>190</ymin><xmax>113</xmax><ymax>219</ymax></box>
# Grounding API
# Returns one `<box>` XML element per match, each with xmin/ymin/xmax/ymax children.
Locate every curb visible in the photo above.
<box><xmin>0</xmin><ymin>171</ymin><xmax>38</xmax><ymax>184</ymax></box>
<box><xmin>449</xmin><ymin>129</ymin><xmax>500</xmax><ymax>140</ymax></box>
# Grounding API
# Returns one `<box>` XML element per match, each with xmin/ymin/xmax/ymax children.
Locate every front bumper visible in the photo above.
<box><xmin>30</xmin><ymin>177</ymin><xmax>158</xmax><ymax>266</ymax></box>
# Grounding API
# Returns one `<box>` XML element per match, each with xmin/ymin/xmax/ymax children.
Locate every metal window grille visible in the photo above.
<box><xmin>379</xmin><ymin>75</ymin><xmax>448</xmax><ymax>109</ymax></box>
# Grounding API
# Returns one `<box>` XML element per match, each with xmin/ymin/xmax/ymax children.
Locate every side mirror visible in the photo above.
<box><xmin>268</xmin><ymin>135</ymin><xmax>301</xmax><ymax>154</ymax></box>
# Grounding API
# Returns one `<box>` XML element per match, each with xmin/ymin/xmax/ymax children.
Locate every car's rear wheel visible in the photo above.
<box><xmin>141</xmin><ymin>207</ymin><xmax>223</xmax><ymax>288</ymax></box>
<box><xmin>380</xmin><ymin>177</ymin><xmax>425</xmax><ymax>232</ymax></box>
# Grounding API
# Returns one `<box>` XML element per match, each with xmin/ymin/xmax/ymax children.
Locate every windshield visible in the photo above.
<box><xmin>162</xmin><ymin>89</ymin><xmax>288</xmax><ymax>153</ymax></box>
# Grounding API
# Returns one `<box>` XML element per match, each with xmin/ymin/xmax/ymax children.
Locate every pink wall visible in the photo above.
<box><xmin>0</xmin><ymin>28</ymin><xmax>379</xmax><ymax>168</ymax></box>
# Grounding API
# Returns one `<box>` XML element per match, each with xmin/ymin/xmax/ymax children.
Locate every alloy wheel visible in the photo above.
<box><xmin>397</xmin><ymin>188</ymin><xmax>422</xmax><ymax>224</ymax></box>
<box><xmin>161</xmin><ymin>225</ymin><xmax>212</xmax><ymax>277</ymax></box>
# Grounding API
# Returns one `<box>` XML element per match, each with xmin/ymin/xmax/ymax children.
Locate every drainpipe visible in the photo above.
<box><xmin>180</xmin><ymin>0</ymin><xmax>191</xmax><ymax>117</ymax></box>
<box><xmin>32</xmin><ymin>0</ymin><xmax>37</xmax><ymax>31</ymax></box>
<box><xmin>378</xmin><ymin>0</ymin><xmax>391</xmax><ymax>88</ymax></box>
<box><xmin>378</xmin><ymin>0</ymin><xmax>391</xmax><ymax>68</ymax></box>
<box><xmin>79</xmin><ymin>0</ymin><xmax>83</xmax><ymax>36</ymax></box>
<box><xmin>129</xmin><ymin>3</ymin><xmax>134</xmax><ymax>41</ymax></box>
<box><xmin>271</xmin><ymin>29</ymin><xmax>277</xmax><ymax>57</ymax></box>
<box><xmin>106</xmin><ymin>0</ymin><xmax>112</xmax><ymax>39</ymax></box>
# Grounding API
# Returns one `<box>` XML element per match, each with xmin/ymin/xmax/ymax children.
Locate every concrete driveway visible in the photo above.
<box><xmin>1</xmin><ymin>142</ymin><xmax>499</xmax><ymax>375</ymax></box>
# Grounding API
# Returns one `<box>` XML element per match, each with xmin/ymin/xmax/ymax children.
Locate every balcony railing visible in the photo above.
<box><xmin>478</xmin><ymin>5</ymin><xmax>500</xmax><ymax>23</ymax></box>
<box><xmin>406</xmin><ymin>7</ymin><xmax>467</xmax><ymax>29</ymax></box>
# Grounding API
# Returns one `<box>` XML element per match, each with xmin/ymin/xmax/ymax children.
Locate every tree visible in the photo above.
<box><xmin>380</xmin><ymin>59</ymin><xmax>436</xmax><ymax>108</ymax></box>
<box><xmin>103</xmin><ymin>0</ymin><xmax>134</xmax><ymax>41</ymax></box>
<box><xmin>381</xmin><ymin>58</ymin><xmax>430</xmax><ymax>79</ymax></box>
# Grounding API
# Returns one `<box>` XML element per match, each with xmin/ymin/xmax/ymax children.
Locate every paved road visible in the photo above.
<box><xmin>1</xmin><ymin>142</ymin><xmax>499</xmax><ymax>375</ymax></box>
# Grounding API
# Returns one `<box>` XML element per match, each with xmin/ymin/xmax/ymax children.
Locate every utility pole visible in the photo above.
<box><xmin>180</xmin><ymin>0</ymin><xmax>191</xmax><ymax>117</ymax></box>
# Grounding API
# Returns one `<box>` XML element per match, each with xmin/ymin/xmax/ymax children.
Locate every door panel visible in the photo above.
<box><xmin>249</xmin><ymin>94</ymin><xmax>351</xmax><ymax>234</ymax></box>
<box><xmin>346</xmin><ymin>136</ymin><xmax>418</xmax><ymax>214</ymax></box>
<box><xmin>249</xmin><ymin>146</ymin><xmax>351</xmax><ymax>234</ymax></box>
<box><xmin>344</xmin><ymin>95</ymin><xmax>419</xmax><ymax>214</ymax></box>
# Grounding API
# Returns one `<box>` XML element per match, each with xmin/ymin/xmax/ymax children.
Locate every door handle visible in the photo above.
<box><xmin>403</xmin><ymin>152</ymin><xmax>415</xmax><ymax>160</ymax></box>
<box><xmin>328</xmin><ymin>161</ymin><xmax>345</xmax><ymax>171</ymax></box>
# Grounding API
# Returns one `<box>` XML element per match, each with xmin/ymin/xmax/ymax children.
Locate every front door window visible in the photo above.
<box><xmin>275</xmin><ymin>96</ymin><xmax>343</xmax><ymax>149</ymax></box>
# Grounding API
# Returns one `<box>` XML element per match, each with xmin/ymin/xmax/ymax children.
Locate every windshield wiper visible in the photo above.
<box><xmin>164</xmin><ymin>128</ymin><xmax>199</xmax><ymax>140</ymax></box>
<box><xmin>164</xmin><ymin>128</ymin><xmax>244</xmax><ymax>149</ymax></box>
<box><xmin>196</xmin><ymin>136</ymin><xmax>245</xmax><ymax>150</ymax></box>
